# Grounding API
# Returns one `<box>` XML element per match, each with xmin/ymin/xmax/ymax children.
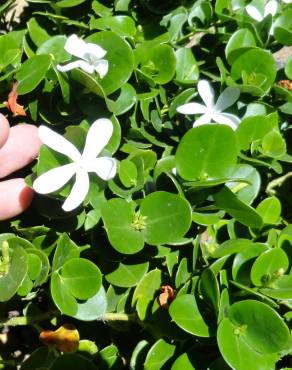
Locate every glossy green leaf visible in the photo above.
<box><xmin>236</xmin><ymin>114</ymin><xmax>277</xmax><ymax>151</ymax></box>
<box><xmin>16</xmin><ymin>54</ymin><xmax>52</xmax><ymax>94</ymax></box>
<box><xmin>119</xmin><ymin>159</ymin><xmax>138</xmax><ymax>188</ymax></box>
<box><xmin>144</xmin><ymin>339</ymin><xmax>175</xmax><ymax>370</ymax></box>
<box><xmin>74</xmin><ymin>286</ymin><xmax>107</xmax><ymax>321</ymax></box>
<box><xmin>51</xmin><ymin>271</ymin><xmax>78</xmax><ymax>316</ymax></box>
<box><xmin>0</xmin><ymin>247</ymin><xmax>28</xmax><ymax>302</ymax></box>
<box><xmin>52</xmin><ymin>233</ymin><xmax>80</xmax><ymax>272</ymax></box>
<box><xmin>61</xmin><ymin>258</ymin><xmax>102</xmax><ymax>300</ymax></box>
<box><xmin>86</xmin><ymin>31</ymin><xmax>134</xmax><ymax>94</ymax></box>
<box><xmin>261</xmin><ymin>131</ymin><xmax>286</xmax><ymax>158</ymax></box>
<box><xmin>214</xmin><ymin>186</ymin><xmax>263</xmax><ymax>228</ymax></box>
<box><xmin>169</xmin><ymin>294</ymin><xmax>211</xmax><ymax>337</ymax></box>
<box><xmin>132</xmin><ymin>269</ymin><xmax>161</xmax><ymax>320</ymax></box>
<box><xmin>250</xmin><ymin>248</ymin><xmax>289</xmax><ymax>287</ymax></box>
<box><xmin>37</xmin><ymin>35</ymin><xmax>70</xmax><ymax>63</ymax></box>
<box><xmin>105</xmin><ymin>262</ymin><xmax>149</xmax><ymax>287</ymax></box>
<box><xmin>101</xmin><ymin>198</ymin><xmax>144</xmax><ymax>254</ymax></box>
<box><xmin>225</xmin><ymin>28</ymin><xmax>256</xmax><ymax>64</ymax></box>
<box><xmin>140</xmin><ymin>192</ymin><xmax>192</xmax><ymax>245</ymax></box>
<box><xmin>231</xmin><ymin>49</ymin><xmax>277</xmax><ymax>93</ymax></box>
<box><xmin>175</xmin><ymin>48</ymin><xmax>199</xmax><ymax>84</ymax></box>
<box><xmin>218</xmin><ymin>317</ymin><xmax>279</xmax><ymax>370</ymax></box>
<box><xmin>175</xmin><ymin>125</ymin><xmax>238</xmax><ymax>181</ymax></box>
<box><xmin>27</xmin><ymin>18</ymin><xmax>50</xmax><ymax>47</ymax></box>
<box><xmin>228</xmin><ymin>300</ymin><xmax>290</xmax><ymax>353</ymax></box>
<box><xmin>256</xmin><ymin>197</ymin><xmax>281</xmax><ymax>224</ymax></box>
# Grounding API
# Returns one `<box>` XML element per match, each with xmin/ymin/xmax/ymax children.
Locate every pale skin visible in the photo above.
<box><xmin>0</xmin><ymin>113</ymin><xmax>41</xmax><ymax>220</ymax></box>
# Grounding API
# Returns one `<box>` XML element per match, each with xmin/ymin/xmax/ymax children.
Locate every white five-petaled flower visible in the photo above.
<box><xmin>57</xmin><ymin>34</ymin><xmax>109</xmax><ymax>78</ymax></box>
<box><xmin>246</xmin><ymin>0</ymin><xmax>278</xmax><ymax>22</ymax></box>
<box><xmin>177</xmin><ymin>80</ymin><xmax>241</xmax><ymax>130</ymax></box>
<box><xmin>33</xmin><ymin>119</ymin><xmax>116</xmax><ymax>212</ymax></box>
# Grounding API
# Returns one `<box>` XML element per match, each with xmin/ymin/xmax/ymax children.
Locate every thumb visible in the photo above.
<box><xmin>0</xmin><ymin>114</ymin><xmax>9</xmax><ymax>149</ymax></box>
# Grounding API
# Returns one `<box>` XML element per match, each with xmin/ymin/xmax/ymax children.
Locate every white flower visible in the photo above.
<box><xmin>177</xmin><ymin>80</ymin><xmax>241</xmax><ymax>130</ymax></box>
<box><xmin>33</xmin><ymin>119</ymin><xmax>116</xmax><ymax>212</ymax></box>
<box><xmin>57</xmin><ymin>34</ymin><xmax>109</xmax><ymax>78</ymax></box>
<box><xmin>246</xmin><ymin>0</ymin><xmax>278</xmax><ymax>22</ymax></box>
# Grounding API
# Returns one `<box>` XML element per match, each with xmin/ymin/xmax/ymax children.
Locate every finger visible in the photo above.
<box><xmin>0</xmin><ymin>178</ymin><xmax>34</xmax><ymax>220</ymax></box>
<box><xmin>0</xmin><ymin>124</ymin><xmax>41</xmax><ymax>179</ymax></box>
<box><xmin>0</xmin><ymin>113</ymin><xmax>9</xmax><ymax>149</ymax></box>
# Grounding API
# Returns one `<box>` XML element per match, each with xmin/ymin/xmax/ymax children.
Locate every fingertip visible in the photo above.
<box><xmin>0</xmin><ymin>113</ymin><xmax>9</xmax><ymax>149</ymax></box>
<box><xmin>0</xmin><ymin>178</ymin><xmax>34</xmax><ymax>221</ymax></box>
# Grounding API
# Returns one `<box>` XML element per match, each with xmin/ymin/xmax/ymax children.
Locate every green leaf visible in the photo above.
<box><xmin>119</xmin><ymin>159</ymin><xmax>138</xmax><ymax>188</ymax></box>
<box><xmin>261</xmin><ymin>131</ymin><xmax>286</xmax><ymax>158</ymax></box>
<box><xmin>250</xmin><ymin>248</ymin><xmax>289</xmax><ymax>287</ymax></box>
<box><xmin>37</xmin><ymin>35</ymin><xmax>70</xmax><ymax>63</ymax></box>
<box><xmin>51</xmin><ymin>271</ymin><xmax>78</xmax><ymax>316</ymax></box>
<box><xmin>228</xmin><ymin>300</ymin><xmax>290</xmax><ymax>353</ymax></box>
<box><xmin>231</xmin><ymin>48</ymin><xmax>277</xmax><ymax>93</ymax></box>
<box><xmin>140</xmin><ymin>192</ymin><xmax>192</xmax><ymax>245</ymax></box>
<box><xmin>175</xmin><ymin>48</ymin><xmax>199</xmax><ymax>84</ymax></box>
<box><xmin>214</xmin><ymin>186</ymin><xmax>263</xmax><ymax>228</ymax></box>
<box><xmin>101</xmin><ymin>199</ymin><xmax>144</xmax><ymax>254</ymax></box>
<box><xmin>236</xmin><ymin>114</ymin><xmax>277</xmax><ymax>151</ymax></box>
<box><xmin>132</xmin><ymin>269</ymin><xmax>162</xmax><ymax>320</ymax></box>
<box><xmin>27</xmin><ymin>17</ymin><xmax>50</xmax><ymax>47</ymax></box>
<box><xmin>0</xmin><ymin>247</ymin><xmax>28</xmax><ymax>302</ymax></box>
<box><xmin>200</xmin><ymin>269</ymin><xmax>220</xmax><ymax>314</ymax></box>
<box><xmin>90</xmin><ymin>15</ymin><xmax>136</xmax><ymax>37</ymax></box>
<box><xmin>218</xmin><ymin>317</ymin><xmax>278</xmax><ymax>370</ymax></box>
<box><xmin>106</xmin><ymin>83</ymin><xmax>136</xmax><ymax>115</ymax></box>
<box><xmin>285</xmin><ymin>56</ymin><xmax>292</xmax><ymax>79</ymax></box>
<box><xmin>225</xmin><ymin>28</ymin><xmax>256</xmax><ymax>64</ymax></box>
<box><xmin>171</xmin><ymin>353</ymin><xmax>196</xmax><ymax>370</ymax></box>
<box><xmin>61</xmin><ymin>258</ymin><xmax>102</xmax><ymax>300</ymax></box>
<box><xmin>169</xmin><ymin>294</ymin><xmax>211</xmax><ymax>337</ymax></box>
<box><xmin>256</xmin><ymin>197</ymin><xmax>281</xmax><ymax>224</ymax></box>
<box><xmin>16</xmin><ymin>54</ymin><xmax>51</xmax><ymax>94</ymax></box>
<box><xmin>86</xmin><ymin>31</ymin><xmax>134</xmax><ymax>95</ymax></box>
<box><xmin>105</xmin><ymin>262</ymin><xmax>149</xmax><ymax>288</ymax></box>
<box><xmin>52</xmin><ymin>233</ymin><xmax>80</xmax><ymax>272</ymax></box>
<box><xmin>74</xmin><ymin>286</ymin><xmax>107</xmax><ymax>321</ymax></box>
<box><xmin>140</xmin><ymin>44</ymin><xmax>176</xmax><ymax>85</ymax></box>
<box><xmin>175</xmin><ymin>125</ymin><xmax>238</xmax><ymax>181</ymax></box>
<box><xmin>144</xmin><ymin>339</ymin><xmax>175</xmax><ymax>370</ymax></box>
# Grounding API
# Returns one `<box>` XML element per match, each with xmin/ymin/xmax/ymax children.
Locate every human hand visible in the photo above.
<box><xmin>0</xmin><ymin>114</ymin><xmax>41</xmax><ymax>220</ymax></box>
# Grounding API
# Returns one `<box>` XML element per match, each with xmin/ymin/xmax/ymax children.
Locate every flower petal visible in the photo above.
<box><xmin>177</xmin><ymin>103</ymin><xmax>208</xmax><ymax>115</ymax></box>
<box><xmin>264</xmin><ymin>0</ymin><xmax>278</xmax><ymax>17</ymax></box>
<box><xmin>94</xmin><ymin>59</ymin><xmax>109</xmax><ymax>79</ymax></box>
<box><xmin>38</xmin><ymin>126</ymin><xmax>81</xmax><ymax>162</ymax></box>
<box><xmin>57</xmin><ymin>60</ymin><xmax>95</xmax><ymax>74</ymax></box>
<box><xmin>82</xmin><ymin>118</ymin><xmax>113</xmax><ymax>160</ymax></box>
<box><xmin>84</xmin><ymin>43</ymin><xmax>107</xmax><ymax>60</ymax></box>
<box><xmin>246</xmin><ymin>4</ymin><xmax>263</xmax><ymax>21</ymax></box>
<box><xmin>212</xmin><ymin>112</ymin><xmax>241</xmax><ymax>130</ymax></box>
<box><xmin>62</xmin><ymin>169</ymin><xmax>89</xmax><ymax>212</ymax></box>
<box><xmin>33</xmin><ymin>163</ymin><xmax>76</xmax><ymax>194</ymax></box>
<box><xmin>87</xmin><ymin>157</ymin><xmax>117</xmax><ymax>180</ymax></box>
<box><xmin>214</xmin><ymin>87</ymin><xmax>240</xmax><ymax>112</ymax></box>
<box><xmin>197</xmin><ymin>80</ymin><xmax>215</xmax><ymax>108</ymax></box>
<box><xmin>64</xmin><ymin>34</ymin><xmax>87</xmax><ymax>59</ymax></box>
<box><xmin>193</xmin><ymin>113</ymin><xmax>213</xmax><ymax>126</ymax></box>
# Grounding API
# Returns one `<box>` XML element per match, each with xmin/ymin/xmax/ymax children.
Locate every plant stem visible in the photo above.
<box><xmin>0</xmin><ymin>312</ymin><xmax>137</xmax><ymax>327</ymax></box>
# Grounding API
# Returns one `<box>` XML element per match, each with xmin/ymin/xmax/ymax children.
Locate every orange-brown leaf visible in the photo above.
<box><xmin>4</xmin><ymin>82</ymin><xmax>26</xmax><ymax>117</ymax></box>
<box><xmin>158</xmin><ymin>285</ymin><xmax>176</xmax><ymax>310</ymax></box>
<box><xmin>39</xmin><ymin>324</ymin><xmax>79</xmax><ymax>353</ymax></box>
